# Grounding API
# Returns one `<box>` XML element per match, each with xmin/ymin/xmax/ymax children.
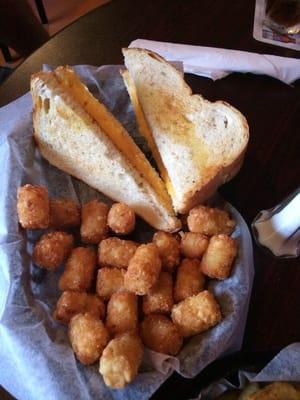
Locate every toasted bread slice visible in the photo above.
<box><xmin>123</xmin><ymin>48</ymin><xmax>249</xmax><ymax>214</ymax></box>
<box><xmin>31</xmin><ymin>68</ymin><xmax>180</xmax><ymax>232</ymax></box>
<box><xmin>121</xmin><ymin>69</ymin><xmax>174</xmax><ymax>199</ymax></box>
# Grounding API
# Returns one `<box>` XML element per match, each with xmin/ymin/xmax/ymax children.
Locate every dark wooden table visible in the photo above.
<box><xmin>1</xmin><ymin>0</ymin><xmax>300</xmax><ymax>398</ymax></box>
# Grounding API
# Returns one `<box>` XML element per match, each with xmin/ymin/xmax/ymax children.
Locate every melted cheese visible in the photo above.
<box><xmin>54</xmin><ymin>66</ymin><xmax>174</xmax><ymax>214</ymax></box>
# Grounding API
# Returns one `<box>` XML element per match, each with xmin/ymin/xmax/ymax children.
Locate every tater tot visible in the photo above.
<box><xmin>85</xmin><ymin>295</ymin><xmax>106</xmax><ymax>320</ymax></box>
<box><xmin>106</xmin><ymin>292</ymin><xmax>138</xmax><ymax>336</ymax></box>
<box><xmin>96</xmin><ymin>267</ymin><xmax>126</xmax><ymax>301</ymax></box>
<box><xmin>201</xmin><ymin>234</ymin><xmax>238</xmax><ymax>279</ymax></box>
<box><xmin>17</xmin><ymin>184</ymin><xmax>49</xmax><ymax>229</ymax></box>
<box><xmin>53</xmin><ymin>291</ymin><xmax>105</xmax><ymax>324</ymax></box>
<box><xmin>98</xmin><ymin>237</ymin><xmax>138</xmax><ymax>269</ymax></box>
<box><xmin>152</xmin><ymin>231</ymin><xmax>180</xmax><ymax>273</ymax></box>
<box><xmin>49</xmin><ymin>198</ymin><xmax>80</xmax><ymax>229</ymax></box>
<box><xmin>99</xmin><ymin>332</ymin><xmax>143</xmax><ymax>389</ymax></box>
<box><xmin>249</xmin><ymin>382</ymin><xmax>300</xmax><ymax>400</ymax></box>
<box><xmin>32</xmin><ymin>231</ymin><xmax>73</xmax><ymax>270</ymax></box>
<box><xmin>174</xmin><ymin>259</ymin><xmax>205</xmax><ymax>303</ymax></box>
<box><xmin>124</xmin><ymin>243</ymin><xmax>161</xmax><ymax>295</ymax></box>
<box><xmin>140</xmin><ymin>314</ymin><xmax>183</xmax><ymax>355</ymax></box>
<box><xmin>69</xmin><ymin>313</ymin><xmax>109</xmax><ymax>365</ymax></box>
<box><xmin>59</xmin><ymin>247</ymin><xmax>97</xmax><ymax>291</ymax></box>
<box><xmin>180</xmin><ymin>232</ymin><xmax>209</xmax><ymax>259</ymax></box>
<box><xmin>107</xmin><ymin>203</ymin><xmax>136</xmax><ymax>235</ymax></box>
<box><xmin>80</xmin><ymin>200</ymin><xmax>109</xmax><ymax>244</ymax></box>
<box><xmin>187</xmin><ymin>205</ymin><xmax>236</xmax><ymax>236</ymax></box>
<box><xmin>171</xmin><ymin>290</ymin><xmax>222</xmax><ymax>337</ymax></box>
<box><xmin>142</xmin><ymin>272</ymin><xmax>173</xmax><ymax>315</ymax></box>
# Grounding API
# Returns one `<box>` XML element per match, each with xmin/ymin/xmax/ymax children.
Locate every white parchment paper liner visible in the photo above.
<box><xmin>0</xmin><ymin>64</ymin><xmax>254</xmax><ymax>400</ymax></box>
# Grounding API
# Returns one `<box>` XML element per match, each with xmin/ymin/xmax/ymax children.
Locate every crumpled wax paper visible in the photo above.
<box><xmin>196</xmin><ymin>343</ymin><xmax>300</xmax><ymax>399</ymax></box>
<box><xmin>0</xmin><ymin>64</ymin><xmax>254</xmax><ymax>400</ymax></box>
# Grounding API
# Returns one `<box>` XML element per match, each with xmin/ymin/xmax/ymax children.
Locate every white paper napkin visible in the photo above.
<box><xmin>252</xmin><ymin>189</ymin><xmax>300</xmax><ymax>258</ymax></box>
<box><xmin>129</xmin><ymin>39</ymin><xmax>300</xmax><ymax>84</ymax></box>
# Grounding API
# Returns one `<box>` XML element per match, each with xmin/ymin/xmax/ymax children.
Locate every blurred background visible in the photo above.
<box><xmin>0</xmin><ymin>0</ymin><xmax>110</xmax><ymax>82</ymax></box>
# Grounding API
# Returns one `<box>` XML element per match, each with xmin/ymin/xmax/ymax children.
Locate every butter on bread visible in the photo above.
<box><xmin>122</xmin><ymin>48</ymin><xmax>249</xmax><ymax>214</ymax></box>
<box><xmin>31</xmin><ymin>67</ymin><xmax>180</xmax><ymax>232</ymax></box>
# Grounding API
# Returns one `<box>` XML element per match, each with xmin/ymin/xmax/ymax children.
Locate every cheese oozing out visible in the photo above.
<box><xmin>54</xmin><ymin>67</ymin><xmax>174</xmax><ymax>215</ymax></box>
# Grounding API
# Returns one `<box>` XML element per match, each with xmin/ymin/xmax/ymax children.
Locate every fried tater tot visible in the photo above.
<box><xmin>96</xmin><ymin>267</ymin><xmax>126</xmax><ymax>301</ymax></box>
<box><xmin>49</xmin><ymin>198</ymin><xmax>80</xmax><ymax>229</ymax></box>
<box><xmin>69</xmin><ymin>313</ymin><xmax>109</xmax><ymax>365</ymax></box>
<box><xmin>140</xmin><ymin>314</ymin><xmax>183</xmax><ymax>355</ymax></box>
<box><xmin>85</xmin><ymin>295</ymin><xmax>105</xmax><ymax>319</ymax></box>
<box><xmin>107</xmin><ymin>203</ymin><xmax>136</xmax><ymax>235</ymax></box>
<box><xmin>106</xmin><ymin>292</ymin><xmax>138</xmax><ymax>336</ymax></box>
<box><xmin>53</xmin><ymin>291</ymin><xmax>105</xmax><ymax>324</ymax></box>
<box><xmin>180</xmin><ymin>232</ymin><xmax>209</xmax><ymax>259</ymax></box>
<box><xmin>59</xmin><ymin>247</ymin><xmax>97</xmax><ymax>291</ymax></box>
<box><xmin>187</xmin><ymin>205</ymin><xmax>236</xmax><ymax>236</ymax></box>
<box><xmin>32</xmin><ymin>231</ymin><xmax>73</xmax><ymax>270</ymax></box>
<box><xmin>174</xmin><ymin>258</ymin><xmax>205</xmax><ymax>303</ymax></box>
<box><xmin>17</xmin><ymin>184</ymin><xmax>49</xmax><ymax>229</ymax></box>
<box><xmin>142</xmin><ymin>272</ymin><xmax>173</xmax><ymax>315</ymax></box>
<box><xmin>171</xmin><ymin>290</ymin><xmax>222</xmax><ymax>337</ymax></box>
<box><xmin>124</xmin><ymin>243</ymin><xmax>161</xmax><ymax>295</ymax></box>
<box><xmin>249</xmin><ymin>382</ymin><xmax>300</xmax><ymax>400</ymax></box>
<box><xmin>98</xmin><ymin>237</ymin><xmax>138</xmax><ymax>269</ymax></box>
<box><xmin>152</xmin><ymin>231</ymin><xmax>180</xmax><ymax>273</ymax></box>
<box><xmin>237</xmin><ymin>383</ymin><xmax>260</xmax><ymax>400</ymax></box>
<box><xmin>80</xmin><ymin>200</ymin><xmax>109</xmax><ymax>244</ymax></box>
<box><xmin>99</xmin><ymin>332</ymin><xmax>143</xmax><ymax>389</ymax></box>
<box><xmin>201</xmin><ymin>234</ymin><xmax>238</xmax><ymax>279</ymax></box>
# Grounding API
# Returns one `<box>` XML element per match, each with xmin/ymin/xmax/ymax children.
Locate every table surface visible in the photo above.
<box><xmin>1</xmin><ymin>0</ymin><xmax>300</xmax><ymax>398</ymax></box>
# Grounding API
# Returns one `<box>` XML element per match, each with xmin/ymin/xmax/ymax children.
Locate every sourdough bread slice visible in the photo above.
<box><xmin>31</xmin><ymin>70</ymin><xmax>180</xmax><ymax>232</ymax></box>
<box><xmin>123</xmin><ymin>48</ymin><xmax>249</xmax><ymax>214</ymax></box>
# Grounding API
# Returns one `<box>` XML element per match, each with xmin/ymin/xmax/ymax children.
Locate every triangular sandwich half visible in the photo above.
<box><xmin>122</xmin><ymin>48</ymin><xmax>249</xmax><ymax>214</ymax></box>
<box><xmin>31</xmin><ymin>67</ymin><xmax>180</xmax><ymax>232</ymax></box>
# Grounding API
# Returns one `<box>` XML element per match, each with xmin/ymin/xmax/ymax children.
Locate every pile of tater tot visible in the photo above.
<box><xmin>17</xmin><ymin>183</ymin><xmax>238</xmax><ymax>389</ymax></box>
<box><xmin>216</xmin><ymin>382</ymin><xmax>300</xmax><ymax>399</ymax></box>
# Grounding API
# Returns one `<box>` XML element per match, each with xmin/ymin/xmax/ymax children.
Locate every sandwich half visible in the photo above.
<box><xmin>122</xmin><ymin>48</ymin><xmax>249</xmax><ymax>214</ymax></box>
<box><xmin>31</xmin><ymin>67</ymin><xmax>180</xmax><ymax>232</ymax></box>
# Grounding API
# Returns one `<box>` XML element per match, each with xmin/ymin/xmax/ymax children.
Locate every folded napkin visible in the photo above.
<box><xmin>129</xmin><ymin>39</ymin><xmax>300</xmax><ymax>84</ymax></box>
<box><xmin>252</xmin><ymin>188</ymin><xmax>300</xmax><ymax>258</ymax></box>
